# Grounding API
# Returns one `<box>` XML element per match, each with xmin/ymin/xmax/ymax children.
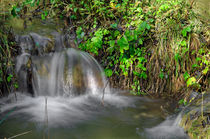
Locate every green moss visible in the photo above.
<box><xmin>180</xmin><ymin>94</ymin><xmax>210</xmax><ymax>139</ymax></box>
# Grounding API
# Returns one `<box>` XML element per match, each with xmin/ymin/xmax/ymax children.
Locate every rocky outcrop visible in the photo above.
<box><xmin>180</xmin><ymin>91</ymin><xmax>210</xmax><ymax>138</ymax></box>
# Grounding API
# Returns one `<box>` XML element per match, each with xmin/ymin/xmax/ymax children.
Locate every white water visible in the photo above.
<box><xmin>15</xmin><ymin>32</ymin><xmax>108</xmax><ymax>97</ymax></box>
<box><xmin>0</xmin><ymin>92</ymin><xmax>189</xmax><ymax>139</ymax></box>
<box><xmin>0</xmin><ymin>92</ymin><xmax>134</xmax><ymax>127</ymax></box>
<box><xmin>143</xmin><ymin>113</ymin><xmax>189</xmax><ymax>139</ymax></box>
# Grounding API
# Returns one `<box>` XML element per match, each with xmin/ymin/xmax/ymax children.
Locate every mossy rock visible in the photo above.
<box><xmin>180</xmin><ymin>92</ymin><xmax>210</xmax><ymax>139</ymax></box>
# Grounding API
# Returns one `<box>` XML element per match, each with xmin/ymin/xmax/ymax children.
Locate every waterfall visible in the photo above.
<box><xmin>15</xmin><ymin>33</ymin><xmax>108</xmax><ymax>97</ymax></box>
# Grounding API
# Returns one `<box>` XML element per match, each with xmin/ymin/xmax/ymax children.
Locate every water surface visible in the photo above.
<box><xmin>0</xmin><ymin>93</ymin><xmax>188</xmax><ymax>139</ymax></box>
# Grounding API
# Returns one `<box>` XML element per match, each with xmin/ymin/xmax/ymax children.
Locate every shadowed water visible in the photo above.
<box><xmin>0</xmin><ymin>92</ymin><xmax>188</xmax><ymax>139</ymax></box>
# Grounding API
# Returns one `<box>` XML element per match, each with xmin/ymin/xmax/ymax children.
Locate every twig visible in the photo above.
<box><xmin>101</xmin><ymin>68</ymin><xmax>116</xmax><ymax>106</ymax></box>
<box><xmin>196</xmin><ymin>75</ymin><xmax>203</xmax><ymax>83</ymax></box>
<box><xmin>43</xmin><ymin>97</ymin><xmax>49</xmax><ymax>139</ymax></box>
<box><xmin>201</xmin><ymin>91</ymin><xmax>205</xmax><ymax>120</ymax></box>
<box><xmin>190</xmin><ymin>0</ymin><xmax>195</xmax><ymax>8</ymax></box>
<box><xmin>101</xmin><ymin>80</ymin><xmax>109</xmax><ymax>106</ymax></box>
<box><xmin>7</xmin><ymin>131</ymin><xmax>31</xmax><ymax>139</ymax></box>
<box><xmin>0</xmin><ymin>107</ymin><xmax>16</xmax><ymax>125</ymax></box>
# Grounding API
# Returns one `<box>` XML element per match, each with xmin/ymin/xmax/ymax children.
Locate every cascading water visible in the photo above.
<box><xmin>31</xmin><ymin>48</ymin><xmax>106</xmax><ymax>96</ymax></box>
<box><xmin>0</xmin><ymin>21</ymin><xmax>189</xmax><ymax>139</ymax></box>
<box><xmin>15</xmin><ymin>33</ymin><xmax>107</xmax><ymax>97</ymax></box>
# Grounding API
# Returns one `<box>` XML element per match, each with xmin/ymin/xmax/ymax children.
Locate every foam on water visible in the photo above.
<box><xmin>0</xmin><ymin>92</ymin><xmax>135</xmax><ymax>127</ymax></box>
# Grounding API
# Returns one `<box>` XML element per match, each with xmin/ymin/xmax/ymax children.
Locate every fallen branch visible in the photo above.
<box><xmin>43</xmin><ymin>97</ymin><xmax>49</xmax><ymax>139</ymax></box>
<box><xmin>101</xmin><ymin>80</ymin><xmax>109</xmax><ymax>106</ymax></box>
<box><xmin>0</xmin><ymin>107</ymin><xmax>16</xmax><ymax>125</ymax></box>
<box><xmin>7</xmin><ymin>131</ymin><xmax>31</xmax><ymax>139</ymax></box>
<box><xmin>101</xmin><ymin>68</ymin><xmax>117</xmax><ymax>106</ymax></box>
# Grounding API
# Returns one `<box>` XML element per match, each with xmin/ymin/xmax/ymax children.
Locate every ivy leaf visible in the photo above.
<box><xmin>11</xmin><ymin>6</ymin><xmax>17</xmax><ymax>17</ymax></box>
<box><xmin>146</xmin><ymin>24</ymin><xmax>150</xmax><ymax>30</ymax></box>
<box><xmin>114</xmin><ymin>30</ymin><xmax>120</xmax><ymax>37</ymax></box>
<box><xmin>202</xmin><ymin>66</ymin><xmax>209</xmax><ymax>75</ymax></box>
<box><xmin>80</xmin><ymin>32</ymin><xmax>85</xmax><ymax>38</ymax></box>
<box><xmin>107</xmin><ymin>40</ymin><xmax>115</xmax><ymax>53</ymax></box>
<box><xmin>183</xmin><ymin>72</ymin><xmax>190</xmax><ymax>81</ymax></box>
<box><xmin>196</xmin><ymin>57</ymin><xmax>202</xmax><ymax>62</ymax></box>
<box><xmin>41</xmin><ymin>13</ymin><xmax>46</xmax><ymax>20</ymax></box>
<box><xmin>138</xmin><ymin>38</ymin><xmax>143</xmax><ymax>45</ymax></box>
<box><xmin>71</xmin><ymin>15</ymin><xmax>77</xmax><ymax>19</ymax></box>
<box><xmin>109</xmin><ymin>40</ymin><xmax>115</xmax><ymax>47</ymax></box>
<box><xmin>138</xmin><ymin>21</ymin><xmax>150</xmax><ymax>32</ymax></box>
<box><xmin>73</xmin><ymin>8</ymin><xmax>78</xmax><ymax>13</ymax></box>
<box><xmin>192</xmin><ymin>64</ymin><xmax>199</xmax><ymax>68</ymax></box>
<box><xmin>137</xmin><ymin>57</ymin><xmax>145</xmax><ymax>63</ymax></box>
<box><xmin>180</xmin><ymin>41</ymin><xmax>187</xmax><ymax>47</ymax></box>
<box><xmin>45</xmin><ymin>11</ymin><xmax>48</xmax><ymax>16</ymax></box>
<box><xmin>14</xmin><ymin>83</ymin><xmax>19</xmax><ymax>89</ymax></box>
<box><xmin>186</xmin><ymin>77</ymin><xmax>196</xmax><ymax>87</ymax></box>
<box><xmin>139</xmin><ymin>21</ymin><xmax>147</xmax><ymax>31</ymax></box>
<box><xmin>117</xmin><ymin>35</ymin><xmax>129</xmax><ymax>53</ymax></box>
<box><xmin>182</xmin><ymin>26</ymin><xmax>191</xmax><ymax>37</ymax></box>
<box><xmin>159</xmin><ymin>71</ymin><xmax>164</xmax><ymax>79</ymax></box>
<box><xmin>36</xmin><ymin>0</ymin><xmax>40</xmax><ymax>6</ymax></box>
<box><xmin>119</xmin><ymin>65</ymin><xmax>125</xmax><ymax>71</ymax></box>
<box><xmin>123</xmin><ymin>71</ymin><xmax>128</xmax><ymax>76</ymax></box>
<box><xmin>133</xmin><ymin>71</ymin><xmax>140</xmax><ymax>76</ymax></box>
<box><xmin>125</xmin><ymin>30</ymin><xmax>134</xmax><ymax>42</ymax></box>
<box><xmin>7</xmin><ymin>74</ymin><xmax>13</xmax><ymax>82</ymax></box>
<box><xmin>105</xmin><ymin>69</ymin><xmax>113</xmax><ymax>77</ymax></box>
<box><xmin>111</xmin><ymin>23</ymin><xmax>117</xmax><ymax>28</ymax></box>
<box><xmin>140</xmin><ymin>72</ymin><xmax>147</xmax><ymax>79</ymax></box>
<box><xmin>174</xmin><ymin>53</ymin><xmax>180</xmax><ymax>62</ymax></box>
<box><xmin>179</xmin><ymin>99</ymin><xmax>187</xmax><ymax>105</ymax></box>
<box><xmin>137</xmin><ymin>64</ymin><xmax>146</xmax><ymax>71</ymax></box>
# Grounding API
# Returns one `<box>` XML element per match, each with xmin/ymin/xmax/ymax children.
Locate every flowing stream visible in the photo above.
<box><xmin>0</xmin><ymin>19</ymin><xmax>190</xmax><ymax>139</ymax></box>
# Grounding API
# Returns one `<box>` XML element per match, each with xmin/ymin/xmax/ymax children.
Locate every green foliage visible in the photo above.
<box><xmin>182</xmin><ymin>26</ymin><xmax>191</xmax><ymax>37</ymax></box>
<box><xmin>183</xmin><ymin>72</ymin><xmax>190</xmax><ymax>81</ymax></box>
<box><xmin>71</xmin><ymin>0</ymin><xmax>208</xmax><ymax>95</ymax></box>
<box><xmin>41</xmin><ymin>11</ymin><xmax>48</xmax><ymax>20</ymax></box>
<box><xmin>11</xmin><ymin>5</ymin><xmax>21</xmax><ymax>17</ymax></box>
<box><xmin>76</xmin><ymin>27</ymin><xmax>85</xmax><ymax>40</ymax></box>
<box><xmin>202</xmin><ymin>66</ymin><xmax>208</xmax><ymax>75</ymax></box>
<box><xmin>117</xmin><ymin>35</ymin><xmax>129</xmax><ymax>53</ymax></box>
<box><xmin>0</xmin><ymin>26</ymin><xmax>18</xmax><ymax>94</ymax></box>
<box><xmin>7</xmin><ymin>74</ymin><xmax>13</xmax><ymax>82</ymax></box>
<box><xmin>75</xmin><ymin>15</ymin><xmax>151</xmax><ymax>93</ymax></box>
<box><xmin>178</xmin><ymin>99</ymin><xmax>187</xmax><ymax>106</ymax></box>
<box><xmin>104</xmin><ymin>69</ymin><xmax>113</xmax><ymax>77</ymax></box>
<box><xmin>180</xmin><ymin>41</ymin><xmax>187</xmax><ymax>47</ymax></box>
<box><xmin>79</xmin><ymin>28</ymin><xmax>104</xmax><ymax>55</ymax></box>
<box><xmin>159</xmin><ymin>70</ymin><xmax>164</xmax><ymax>79</ymax></box>
<box><xmin>186</xmin><ymin>77</ymin><xmax>196</xmax><ymax>87</ymax></box>
<box><xmin>2</xmin><ymin>0</ymin><xmax>209</xmax><ymax>98</ymax></box>
<box><xmin>14</xmin><ymin>82</ymin><xmax>19</xmax><ymax>89</ymax></box>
